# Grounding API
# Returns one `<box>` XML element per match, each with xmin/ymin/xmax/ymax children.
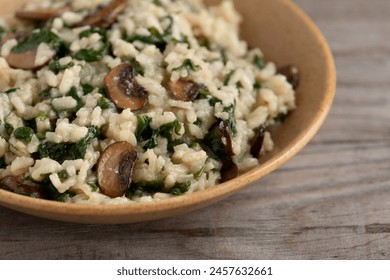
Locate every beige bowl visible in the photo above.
<box><xmin>0</xmin><ymin>0</ymin><xmax>336</xmax><ymax>224</ymax></box>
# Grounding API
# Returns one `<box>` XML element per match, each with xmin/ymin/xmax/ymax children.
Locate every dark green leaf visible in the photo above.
<box><xmin>170</xmin><ymin>181</ymin><xmax>191</xmax><ymax>195</ymax></box>
<box><xmin>75</xmin><ymin>41</ymin><xmax>110</xmax><ymax>62</ymax></box>
<box><xmin>223</xmin><ymin>104</ymin><xmax>237</xmax><ymax>135</ymax></box>
<box><xmin>4</xmin><ymin>88</ymin><xmax>18</xmax><ymax>94</ymax></box>
<box><xmin>254</xmin><ymin>54</ymin><xmax>266</xmax><ymax>70</ymax></box>
<box><xmin>172</xmin><ymin>59</ymin><xmax>202</xmax><ymax>74</ymax></box>
<box><xmin>57</xmin><ymin>170</ymin><xmax>69</xmax><ymax>179</ymax></box>
<box><xmin>82</xmin><ymin>84</ymin><xmax>94</xmax><ymax>95</ymax></box>
<box><xmin>11</xmin><ymin>29</ymin><xmax>67</xmax><ymax>54</ymax></box>
<box><xmin>48</xmin><ymin>59</ymin><xmax>74</xmax><ymax>74</ymax></box>
<box><xmin>135</xmin><ymin>115</ymin><xmax>153</xmax><ymax>142</ymax></box>
<box><xmin>4</xmin><ymin>123</ymin><xmax>14</xmax><ymax>135</ymax></box>
<box><xmin>224</xmin><ymin>70</ymin><xmax>235</xmax><ymax>86</ymax></box>
<box><xmin>130</xmin><ymin>180</ymin><xmax>165</xmax><ymax>193</ymax></box>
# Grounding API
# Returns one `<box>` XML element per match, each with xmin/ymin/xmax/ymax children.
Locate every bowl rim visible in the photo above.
<box><xmin>0</xmin><ymin>0</ymin><xmax>336</xmax><ymax>220</ymax></box>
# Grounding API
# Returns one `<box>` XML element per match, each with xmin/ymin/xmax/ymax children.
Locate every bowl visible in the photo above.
<box><xmin>0</xmin><ymin>0</ymin><xmax>336</xmax><ymax>224</ymax></box>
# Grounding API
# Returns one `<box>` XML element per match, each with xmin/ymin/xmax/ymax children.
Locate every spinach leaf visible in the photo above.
<box><xmin>79</xmin><ymin>28</ymin><xmax>107</xmax><ymax>40</ymax></box>
<box><xmin>38</xmin><ymin>126</ymin><xmax>100</xmax><ymax>163</ymax></box>
<box><xmin>223</xmin><ymin>70</ymin><xmax>235</xmax><ymax>86</ymax></box>
<box><xmin>223</xmin><ymin>104</ymin><xmax>237</xmax><ymax>135</ymax></box>
<box><xmin>11</xmin><ymin>29</ymin><xmax>68</xmax><ymax>54</ymax></box>
<box><xmin>4</xmin><ymin>123</ymin><xmax>14</xmax><ymax>135</ymax></box>
<box><xmin>97</xmin><ymin>96</ymin><xmax>111</xmax><ymax>109</ymax></box>
<box><xmin>14</xmin><ymin>127</ymin><xmax>34</xmax><ymax>143</ymax></box>
<box><xmin>172</xmin><ymin>59</ymin><xmax>202</xmax><ymax>74</ymax></box>
<box><xmin>129</xmin><ymin>180</ymin><xmax>165</xmax><ymax>194</ymax></box>
<box><xmin>202</xmin><ymin>122</ymin><xmax>226</xmax><ymax>160</ymax></box>
<box><xmin>170</xmin><ymin>181</ymin><xmax>191</xmax><ymax>195</ymax></box>
<box><xmin>4</xmin><ymin>88</ymin><xmax>19</xmax><ymax>94</ymax></box>
<box><xmin>39</xmin><ymin>88</ymin><xmax>52</xmax><ymax>100</ymax></box>
<box><xmin>135</xmin><ymin>115</ymin><xmax>153</xmax><ymax>142</ymax></box>
<box><xmin>254</xmin><ymin>54</ymin><xmax>266</xmax><ymax>70</ymax></box>
<box><xmin>127</xmin><ymin>16</ymin><xmax>173</xmax><ymax>52</ymax></box>
<box><xmin>82</xmin><ymin>84</ymin><xmax>94</xmax><ymax>95</ymax></box>
<box><xmin>75</xmin><ymin>41</ymin><xmax>110</xmax><ymax>62</ymax></box>
<box><xmin>48</xmin><ymin>59</ymin><xmax>75</xmax><ymax>74</ymax></box>
<box><xmin>197</xmin><ymin>88</ymin><xmax>221</xmax><ymax>106</ymax></box>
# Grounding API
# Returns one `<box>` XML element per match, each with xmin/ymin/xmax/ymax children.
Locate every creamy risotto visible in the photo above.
<box><xmin>0</xmin><ymin>0</ymin><xmax>298</xmax><ymax>204</ymax></box>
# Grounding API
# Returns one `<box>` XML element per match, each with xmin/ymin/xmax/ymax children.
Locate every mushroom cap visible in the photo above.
<box><xmin>15</xmin><ymin>6</ymin><xmax>71</xmax><ymax>21</ymax></box>
<box><xmin>81</xmin><ymin>0</ymin><xmax>126</xmax><ymax>28</ymax></box>
<box><xmin>104</xmin><ymin>63</ymin><xmax>149</xmax><ymax>111</ymax></box>
<box><xmin>97</xmin><ymin>141</ymin><xmax>138</xmax><ymax>198</ymax></box>
<box><xmin>167</xmin><ymin>79</ymin><xmax>206</xmax><ymax>102</ymax></box>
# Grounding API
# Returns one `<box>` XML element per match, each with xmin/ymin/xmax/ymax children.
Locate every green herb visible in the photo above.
<box><xmin>198</xmin><ymin>88</ymin><xmax>221</xmax><ymax>106</ymax></box>
<box><xmin>127</xmin><ymin>16</ymin><xmax>173</xmax><ymax>52</ymax></box>
<box><xmin>98</xmin><ymin>96</ymin><xmax>111</xmax><ymax>109</ymax></box>
<box><xmin>38</xmin><ymin>126</ymin><xmax>100</xmax><ymax>163</ymax></box>
<box><xmin>66</xmin><ymin>86</ymin><xmax>83</xmax><ymax>111</ymax></box>
<box><xmin>39</xmin><ymin>88</ymin><xmax>52</xmax><ymax>100</ymax></box>
<box><xmin>4</xmin><ymin>88</ymin><xmax>19</xmax><ymax>94</ymax></box>
<box><xmin>143</xmin><ymin>129</ymin><xmax>160</xmax><ymax>150</ymax></box>
<box><xmin>254</xmin><ymin>54</ymin><xmax>266</xmax><ymax>70</ymax></box>
<box><xmin>170</xmin><ymin>181</ymin><xmax>191</xmax><ymax>195</ymax></box>
<box><xmin>36</xmin><ymin>112</ymin><xmax>48</xmax><ymax>121</ymax></box>
<box><xmin>130</xmin><ymin>180</ymin><xmax>165</xmax><ymax>194</ymax></box>
<box><xmin>135</xmin><ymin>115</ymin><xmax>153</xmax><ymax>142</ymax></box>
<box><xmin>172</xmin><ymin>59</ymin><xmax>202</xmax><ymax>74</ymax></box>
<box><xmin>224</xmin><ymin>70</ymin><xmax>235</xmax><ymax>86</ymax></box>
<box><xmin>223</xmin><ymin>104</ymin><xmax>237</xmax><ymax>135</ymax></box>
<box><xmin>48</xmin><ymin>59</ymin><xmax>75</xmax><ymax>74</ymax></box>
<box><xmin>0</xmin><ymin>157</ymin><xmax>6</xmax><ymax>169</ymax></box>
<box><xmin>172</xmin><ymin>35</ymin><xmax>191</xmax><ymax>48</ymax></box>
<box><xmin>36</xmin><ymin>133</ymin><xmax>46</xmax><ymax>141</ymax></box>
<box><xmin>56</xmin><ymin>191</ymin><xmax>74</xmax><ymax>202</ymax></box>
<box><xmin>194</xmin><ymin>119</ymin><xmax>202</xmax><ymax>126</ymax></box>
<box><xmin>158</xmin><ymin>119</ymin><xmax>184</xmax><ymax>152</ymax></box>
<box><xmin>130</xmin><ymin>59</ymin><xmax>145</xmax><ymax>75</ymax></box>
<box><xmin>4</xmin><ymin>123</ymin><xmax>14</xmax><ymax>135</ymax></box>
<box><xmin>82</xmin><ymin>84</ymin><xmax>94</xmax><ymax>95</ymax></box>
<box><xmin>79</xmin><ymin>28</ymin><xmax>107</xmax><ymax>40</ymax></box>
<box><xmin>202</xmin><ymin>123</ymin><xmax>226</xmax><ymax>160</ymax></box>
<box><xmin>15</xmin><ymin>127</ymin><xmax>34</xmax><ymax>143</ymax></box>
<box><xmin>152</xmin><ymin>0</ymin><xmax>162</xmax><ymax>6</ymax></box>
<box><xmin>194</xmin><ymin>162</ymin><xmax>207</xmax><ymax>179</ymax></box>
<box><xmin>75</xmin><ymin>41</ymin><xmax>110</xmax><ymax>62</ymax></box>
<box><xmin>57</xmin><ymin>170</ymin><xmax>69</xmax><ymax>180</ymax></box>
<box><xmin>254</xmin><ymin>81</ymin><xmax>262</xmax><ymax>89</ymax></box>
<box><xmin>11</xmin><ymin>29</ymin><xmax>68</xmax><ymax>54</ymax></box>
<box><xmin>88</xmin><ymin>182</ymin><xmax>99</xmax><ymax>192</ymax></box>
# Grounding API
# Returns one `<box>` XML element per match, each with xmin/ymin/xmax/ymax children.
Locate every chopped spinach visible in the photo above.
<box><xmin>202</xmin><ymin>122</ymin><xmax>226</xmax><ymax>160</ymax></box>
<box><xmin>254</xmin><ymin>54</ymin><xmax>266</xmax><ymax>70</ymax></box>
<box><xmin>88</xmin><ymin>182</ymin><xmax>99</xmax><ymax>192</ymax></box>
<box><xmin>75</xmin><ymin>41</ymin><xmax>111</xmax><ymax>62</ymax></box>
<box><xmin>129</xmin><ymin>58</ymin><xmax>145</xmax><ymax>75</ymax></box>
<box><xmin>98</xmin><ymin>96</ymin><xmax>111</xmax><ymax>109</ymax></box>
<box><xmin>152</xmin><ymin>0</ymin><xmax>162</xmax><ymax>6</ymax></box>
<box><xmin>39</xmin><ymin>88</ymin><xmax>52</xmax><ymax>100</ymax></box>
<box><xmin>4</xmin><ymin>88</ymin><xmax>19</xmax><ymax>94</ymax></box>
<box><xmin>130</xmin><ymin>180</ymin><xmax>165</xmax><ymax>194</ymax></box>
<box><xmin>276</xmin><ymin>113</ymin><xmax>288</xmax><ymax>123</ymax></box>
<box><xmin>4</xmin><ymin>123</ymin><xmax>14</xmax><ymax>135</ymax></box>
<box><xmin>172</xmin><ymin>35</ymin><xmax>191</xmax><ymax>48</ymax></box>
<box><xmin>48</xmin><ymin>59</ymin><xmax>75</xmax><ymax>74</ymax></box>
<box><xmin>56</xmin><ymin>192</ymin><xmax>75</xmax><ymax>202</ymax></box>
<box><xmin>66</xmin><ymin>86</ymin><xmax>84</xmax><ymax>112</ymax></box>
<box><xmin>198</xmin><ymin>88</ymin><xmax>221</xmax><ymax>106</ymax></box>
<box><xmin>38</xmin><ymin>126</ymin><xmax>100</xmax><ymax>163</ymax></box>
<box><xmin>224</xmin><ymin>70</ymin><xmax>235</xmax><ymax>86</ymax></box>
<box><xmin>24</xmin><ymin>119</ymin><xmax>37</xmax><ymax>132</ymax></box>
<box><xmin>172</xmin><ymin>59</ymin><xmax>202</xmax><ymax>74</ymax></box>
<box><xmin>127</xmin><ymin>16</ymin><xmax>173</xmax><ymax>52</ymax></box>
<box><xmin>135</xmin><ymin>115</ymin><xmax>153</xmax><ymax>142</ymax></box>
<box><xmin>170</xmin><ymin>181</ymin><xmax>191</xmax><ymax>195</ymax></box>
<box><xmin>57</xmin><ymin>170</ymin><xmax>69</xmax><ymax>180</ymax></box>
<box><xmin>79</xmin><ymin>28</ymin><xmax>107</xmax><ymax>40</ymax></box>
<box><xmin>14</xmin><ymin>127</ymin><xmax>34</xmax><ymax>143</ymax></box>
<box><xmin>254</xmin><ymin>81</ymin><xmax>262</xmax><ymax>89</ymax></box>
<box><xmin>82</xmin><ymin>84</ymin><xmax>94</xmax><ymax>95</ymax></box>
<box><xmin>223</xmin><ymin>104</ymin><xmax>237</xmax><ymax>135</ymax></box>
<box><xmin>11</xmin><ymin>29</ymin><xmax>68</xmax><ymax>55</ymax></box>
<box><xmin>194</xmin><ymin>162</ymin><xmax>207</xmax><ymax>179</ymax></box>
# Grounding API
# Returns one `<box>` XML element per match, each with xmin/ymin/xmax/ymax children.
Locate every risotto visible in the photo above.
<box><xmin>0</xmin><ymin>0</ymin><xmax>298</xmax><ymax>204</ymax></box>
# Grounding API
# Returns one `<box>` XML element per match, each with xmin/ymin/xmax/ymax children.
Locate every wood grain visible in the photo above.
<box><xmin>1</xmin><ymin>0</ymin><xmax>390</xmax><ymax>259</ymax></box>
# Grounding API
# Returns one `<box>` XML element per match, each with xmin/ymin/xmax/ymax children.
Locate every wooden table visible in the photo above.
<box><xmin>1</xmin><ymin>0</ymin><xmax>389</xmax><ymax>260</ymax></box>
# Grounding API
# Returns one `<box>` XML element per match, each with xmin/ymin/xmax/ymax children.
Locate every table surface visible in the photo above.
<box><xmin>1</xmin><ymin>0</ymin><xmax>389</xmax><ymax>260</ymax></box>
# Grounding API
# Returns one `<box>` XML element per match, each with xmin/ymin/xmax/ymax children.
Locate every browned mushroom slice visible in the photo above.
<box><xmin>97</xmin><ymin>141</ymin><xmax>138</xmax><ymax>198</ymax></box>
<box><xmin>167</xmin><ymin>79</ymin><xmax>206</xmax><ymax>101</ymax></box>
<box><xmin>6</xmin><ymin>48</ymin><xmax>54</xmax><ymax>71</ymax></box>
<box><xmin>278</xmin><ymin>65</ymin><xmax>300</xmax><ymax>90</ymax></box>
<box><xmin>15</xmin><ymin>5</ymin><xmax>70</xmax><ymax>21</ymax></box>
<box><xmin>0</xmin><ymin>176</ymin><xmax>45</xmax><ymax>198</ymax></box>
<box><xmin>250</xmin><ymin>125</ymin><xmax>266</xmax><ymax>159</ymax></box>
<box><xmin>81</xmin><ymin>0</ymin><xmax>126</xmax><ymax>28</ymax></box>
<box><xmin>220</xmin><ymin>158</ymin><xmax>238</xmax><ymax>183</ymax></box>
<box><xmin>104</xmin><ymin>63</ymin><xmax>149</xmax><ymax>111</ymax></box>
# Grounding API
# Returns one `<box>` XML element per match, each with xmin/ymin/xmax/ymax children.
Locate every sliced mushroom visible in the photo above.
<box><xmin>220</xmin><ymin>159</ymin><xmax>238</xmax><ymax>183</ymax></box>
<box><xmin>104</xmin><ymin>63</ymin><xmax>149</xmax><ymax>111</ymax></box>
<box><xmin>80</xmin><ymin>0</ymin><xmax>126</xmax><ymax>28</ymax></box>
<box><xmin>278</xmin><ymin>65</ymin><xmax>300</xmax><ymax>90</ymax></box>
<box><xmin>167</xmin><ymin>79</ymin><xmax>206</xmax><ymax>101</ymax></box>
<box><xmin>3</xmin><ymin>32</ymin><xmax>55</xmax><ymax>70</ymax></box>
<box><xmin>15</xmin><ymin>5</ymin><xmax>70</xmax><ymax>21</ymax></box>
<box><xmin>97</xmin><ymin>141</ymin><xmax>138</xmax><ymax>198</ymax></box>
<box><xmin>250</xmin><ymin>125</ymin><xmax>266</xmax><ymax>159</ymax></box>
<box><xmin>0</xmin><ymin>176</ymin><xmax>45</xmax><ymax>198</ymax></box>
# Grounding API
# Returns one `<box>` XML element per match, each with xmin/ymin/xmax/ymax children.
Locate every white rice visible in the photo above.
<box><xmin>0</xmin><ymin>0</ymin><xmax>296</xmax><ymax>204</ymax></box>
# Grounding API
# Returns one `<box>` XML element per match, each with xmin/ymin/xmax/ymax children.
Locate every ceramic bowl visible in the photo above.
<box><xmin>0</xmin><ymin>0</ymin><xmax>336</xmax><ymax>224</ymax></box>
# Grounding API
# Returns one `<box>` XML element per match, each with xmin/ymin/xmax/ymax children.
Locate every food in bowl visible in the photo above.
<box><xmin>0</xmin><ymin>0</ymin><xmax>298</xmax><ymax>204</ymax></box>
